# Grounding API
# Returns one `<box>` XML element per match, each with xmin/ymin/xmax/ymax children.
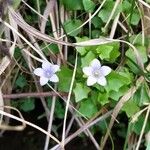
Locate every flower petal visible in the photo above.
<box><xmin>42</xmin><ymin>61</ymin><xmax>52</xmax><ymax>70</ymax></box>
<box><xmin>97</xmin><ymin>76</ymin><xmax>107</xmax><ymax>86</ymax></box>
<box><xmin>34</xmin><ymin>68</ymin><xmax>44</xmax><ymax>76</ymax></box>
<box><xmin>49</xmin><ymin>74</ymin><xmax>59</xmax><ymax>82</ymax></box>
<box><xmin>40</xmin><ymin>77</ymin><xmax>49</xmax><ymax>86</ymax></box>
<box><xmin>51</xmin><ymin>65</ymin><xmax>60</xmax><ymax>73</ymax></box>
<box><xmin>87</xmin><ymin>76</ymin><xmax>97</xmax><ymax>86</ymax></box>
<box><xmin>82</xmin><ymin>67</ymin><xmax>92</xmax><ymax>76</ymax></box>
<box><xmin>90</xmin><ymin>59</ymin><xmax>101</xmax><ymax>68</ymax></box>
<box><xmin>101</xmin><ymin>66</ymin><xmax>111</xmax><ymax>76</ymax></box>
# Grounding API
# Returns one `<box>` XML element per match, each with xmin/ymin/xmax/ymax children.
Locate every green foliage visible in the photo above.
<box><xmin>81</xmin><ymin>51</ymin><xmax>95</xmax><ymax>67</ymax></box>
<box><xmin>73</xmin><ymin>83</ymin><xmax>90</xmax><ymax>102</ymax></box>
<box><xmin>75</xmin><ymin>36</ymin><xmax>90</xmax><ymax>55</ymax></box>
<box><xmin>98</xmin><ymin>0</ymin><xmax>121</xmax><ymax>23</ymax></box>
<box><xmin>91</xmin><ymin>16</ymin><xmax>103</xmax><ymax>28</ymax></box>
<box><xmin>12</xmin><ymin>98</ymin><xmax>35</xmax><ymax>112</ymax></box>
<box><xmin>96</xmin><ymin>42</ymin><xmax>120</xmax><ymax>62</ymax></box>
<box><xmin>133</xmin><ymin>83</ymin><xmax>150</xmax><ymax>106</ymax></box>
<box><xmin>12</xmin><ymin>0</ymin><xmax>22</xmax><ymax>9</ymax></box>
<box><xmin>128</xmin><ymin>11</ymin><xmax>140</xmax><ymax>26</ymax></box>
<box><xmin>47</xmin><ymin>98</ymin><xmax>65</xmax><ymax>119</ymax></box>
<box><xmin>122</xmin><ymin>100</ymin><xmax>140</xmax><ymax>117</ymax></box>
<box><xmin>79</xmin><ymin>99</ymin><xmax>98</xmax><ymax>118</ymax></box>
<box><xmin>43</xmin><ymin>44</ymin><xmax>59</xmax><ymax>56</ymax></box>
<box><xmin>15</xmin><ymin>75</ymin><xmax>27</xmax><ymax>88</ymax></box>
<box><xmin>57</xmin><ymin>67</ymin><xmax>73</xmax><ymax>92</ymax></box>
<box><xmin>60</xmin><ymin>0</ymin><xmax>83</xmax><ymax>10</ymax></box>
<box><xmin>63</xmin><ymin>19</ymin><xmax>83</xmax><ymax>36</ymax></box>
<box><xmin>126</xmin><ymin>46</ymin><xmax>148</xmax><ymax>73</ymax></box>
<box><xmin>98</xmin><ymin>92</ymin><xmax>109</xmax><ymax>105</ymax></box>
<box><xmin>132</xmin><ymin>115</ymin><xmax>150</xmax><ymax>135</ymax></box>
<box><xmin>105</xmin><ymin>71</ymin><xmax>132</xmax><ymax>92</ymax></box>
<box><xmin>19</xmin><ymin>98</ymin><xmax>35</xmax><ymax>112</ymax></box>
<box><xmin>82</xmin><ymin>0</ymin><xmax>95</xmax><ymax>13</ymax></box>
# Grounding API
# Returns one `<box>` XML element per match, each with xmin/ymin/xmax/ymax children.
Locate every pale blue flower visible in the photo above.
<box><xmin>34</xmin><ymin>61</ymin><xmax>60</xmax><ymax>86</ymax></box>
<box><xmin>82</xmin><ymin>59</ymin><xmax>111</xmax><ymax>86</ymax></box>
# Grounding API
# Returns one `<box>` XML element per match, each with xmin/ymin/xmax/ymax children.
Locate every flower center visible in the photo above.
<box><xmin>93</xmin><ymin>70</ymin><xmax>101</xmax><ymax>78</ymax></box>
<box><xmin>44</xmin><ymin>69</ymin><xmax>53</xmax><ymax>78</ymax></box>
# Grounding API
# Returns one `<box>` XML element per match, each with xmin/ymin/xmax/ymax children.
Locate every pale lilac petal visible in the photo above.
<box><xmin>42</xmin><ymin>61</ymin><xmax>52</xmax><ymax>70</ymax></box>
<box><xmin>83</xmin><ymin>67</ymin><xmax>92</xmax><ymax>76</ymax></box>
<box><xmin>90</xmin><ymin>59</ymin><xmax>101</xmax><ymax>68</ymax></box>
<box><xmin>101</xmin><ymin>66</ymin><xmax>111</xmax><ymax>76</ymax></box>
<box><xmin>34</xmin><ymin>68</ymin><xmax>44</xmax><ymax>76</ymax></box>
<box><xmin>51</xmin><ymin>65</ymin><xmax>60</xmax><ymax>73</ymax></box>
<box><xmin>97</xmin><ymin>76</ymin><xmax>107</xmax><ymax>86</ymax></box>
<box><xmin>87</xmin><ymin>76</ymin><xmax>97</xmax><ymax>86</ymax></box>
<box><xmin>49</xmin><ymin>74</ymin><xmax>59</xmax><ymax>82</ymax></box>
<box><xmin>40</xmin><ymin>77</ymin><xmax>49</xmax><ymax>86</ymax></box>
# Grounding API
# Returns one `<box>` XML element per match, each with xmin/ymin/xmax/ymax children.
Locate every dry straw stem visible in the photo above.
<box><xmin>51</xmin><ymin>110</ymin><xmax>112</xmax><ymax>150</ymax></box>
<box><xmin>138</xmin><ymin>0</ymin><xmax>150</xmax><ymax>9</ymax></box>
<box><xmin>135</xmin><ymin>104</ymin><xmax>150</xmax><ymax>150</ymax></box>
<box><xmin>61</xmin><ymin>52</ymin><xmax>78</xmax><ymax>148</ymax></box>
<box><xmin>0</xmin><ymin>106</ymin><xmax>26</xmax><ymax>131</ymax></box>
<box><xmin>0</xmin><ymin>107</ymin><xmax>62</xmax><ymax>146</ymax></box>
<box><xmin>104</xmin><ymin>0</ymin><xmax>122</xmax><ymax>31</ymax></box>
<box><xmin>9</xmin><ymin>7</ymin><xmax>74</xmax><ymax>47</ymax></box>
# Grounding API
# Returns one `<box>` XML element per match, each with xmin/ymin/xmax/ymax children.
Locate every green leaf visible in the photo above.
<box><xmin>79</xmin><ymin>99</ymin><xmax>98</xmax><ymax>118</ymax></box>
<box><xmin>109</xmin><ymin>86</ymin><xmax>129</xmax><ymax>101</ymax></box>
<box><xmin>98</xmin><ymin>9</ymin><xmax>111</xmax><ymax>23</ymax></box>
<box><xmin>129</xmin><ymin>34</ymin><xmax>148</xmax><ymax>46</ymax></box>
<box><xmin>73</xmin><ymin>83</ymin><xmax>90</xmax><ymax>102</ymax></box>
<box><xmin>57</xmin><ymin>67</ymin><xmax>73</xmax><ymax>92</ymax></box>
<box><xmin>20</xmin><ymin>98</ymin><xmax>35</xmax><ymax>112</ymax></box>
<box><xmin>91</xmin><ymin>16</ymin><xmax>103</xmax><ymax>28</ymax></box>
<box><xmin>15</xmin><ymin>75</ymin><xmax>27</xmax><ymax>88</ymax></box>
<box><xmin>81</xmin><ymin>51</ymin><xmax>95</xmax><ymax>67</ymax></box>
<box><xmin>98</xmin><ymin>2</ymin><xmax>121</xmax><ymax>23</ymax></box>
<box><xmin>129</xmin><ymin>12</ymin><xmax>140</xmax><ymax>26</ymax></box>
<box><xmin>60</xmin><ymin>0</ymin><xmax>83</xmax><ymax>10</ymax></box>
<box><xmin>133</xmin><ymin>83</ymin><xmax>150</xmax><ymax>106</ymax></box>
<box><xmin>43</xmin><ymin>44</ymin><xmax>59</xmax><ymax>56</ymax></box>
<box><xmin>12</xmin><ymin>0</ymin><xmax>21</xmax><ymax>9</ymax></box>
<box><xmin>75</xmin><ymin>37</ymin><xmax>90</xmax><ymax>55</ymax></box>
<box><xmin>98</xmin><ymin>92</ymin><xmax>109</xmax><ymax>105</ymax></box>
<box><xmin>122</xmin><ymin>0</ymin><xmax>131</xmax><ymax>12</ymax></box>
<box><xmin>96</xmin><ymin>45</ymin><xmax>113</xmax><ymax>60</ymax></box>
<box><xmin>132</xmin><ymin>115</ymin><xmax>150</xmax><ymax>135</ymax></box>
<box><xmin>106</xmin><ymin>71</ymin><xmax>131</xmax><ymax>92</ymax></box>
<box><xmin>14</xmin><ymin>47</ymin><xmax>22</xmax><ymax>59</ymax></box>
<box><xmin>126</xmin><ymin>46</ymin><xmax>148</xmax><ymax>73</ymax></box>
<box><xmin>63</xmin><ymin>19</ymin><xmax>82</xmax><ymax>36</ymax></box>
<box><xmin>96</xmin><ymin>42</ymin><xmax>120</xmax><ymax>62</ymax></box>
<box><xmin>82</xmin><ymin>0</ymin><xmax>95</xmax><ymax>13</ymax></box>
<box><xmin>122</xmin><ymin>100</ymin><xmax>140</xmax><ymax>117</ymax></box>
<box><xmin>47</xmin><ymin>98</ymin><xmax>65</xmax><ymax>119</ymax></box>
<box><xmin>92</xmin><ymin>30</ymin><xmax>101</xmax><ymax>38</ymax></box>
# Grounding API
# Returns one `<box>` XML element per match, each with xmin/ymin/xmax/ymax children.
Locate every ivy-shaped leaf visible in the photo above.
<box><xmin>63</xmin><ymin>19</ymin><xmax>82</xmax><ymax>36</ymax></box>
<box><xmin>19</xmin><ymin>98</ymin><xmax>35</xmax><ymax>112</ymax></box>
<box><xmin>73</xmin><ymin>83</ymin><xmax>90</xmax><ymax>102</ymax></box>
<box><xmin>81</xmin><ymin>51</ymin><xmax>95</xmax><ymax>67</ymax></box>
<box><xmin>79</xmin><ymin>99</ymin><xmax>98</xmax><ymax>118</ymax></box>
<box><xmin>82</xmin><ymin>0</ymin><xmax>95</xmax><ymax>13</ymax></box>
<box><xmin>57</xmin><ymin>67</ymin><xmax>73</xmax><ymax>92</ymax></box>
<box><xmin>122</xmin><ymin>100</ymin><xmax>140</xmax><ymax>117</ymax></box>
<box><xmin>15</xmin><ymin>75</ymin><xmax>27</xmax><ymax>88</ymax></box>
<box><xmin>106</xmin><ymin>71</ymin><xmax>131</xmax><ymax>92</ymax></box>
<box><xmin>60</xmin><ymin>0</ymin><xmax>83</xmax><ymax>10</ymax></box>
